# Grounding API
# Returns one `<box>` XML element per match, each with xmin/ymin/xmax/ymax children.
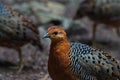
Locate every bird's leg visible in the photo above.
<box><xmin>17</xmin><ymin>48</ymin><xmax>24</xmax><ymax>72</ymax></box>
<box><xmin>9</xmin><ymin>48</ymin><xmax>24</xmax><ymax>72</ymax></box>
<box><xmin>116</xmin><ymin>27</ymin><xmax>120</xmax><ymax>37</ymax></box>
<box><xmin>92</xmin><ymin>23</ymin><xmax>97</xmax><ymax>46</ymax></box>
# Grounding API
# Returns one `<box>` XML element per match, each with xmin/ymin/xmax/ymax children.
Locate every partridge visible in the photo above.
<box><xmin>0</xmin><ymin>3</ymin><xmax>43</xmax><ymax>71</ymax></box>
<box><xmin>43</xmin><ymin>26</ymin><xmax>120</xmax><ymax>80</ymax></box>
<box><xmin>75</xmin><ymin>0</ymin><xmax>120</xmax><ymax>45</ymax></box>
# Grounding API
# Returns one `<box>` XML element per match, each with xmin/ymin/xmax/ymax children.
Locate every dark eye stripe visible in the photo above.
<box><xmin>53</xmin><ymin>31</ymin><xmax>58</xmax><ymax>35</ymax></box>
<box><xmin>52</xmin><ymin>31</ymin><xmax>63</xmax><ymax>35</ymax></box>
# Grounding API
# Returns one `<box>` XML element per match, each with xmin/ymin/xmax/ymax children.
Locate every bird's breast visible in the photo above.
<box><xmin>48</xmin><ymin>55</ymin><xmax>76</xmax><ymax>80</ymax></box>
<box><xmin>48</xmin><ymin>48</ymin><xmax>76</xmax><ymax>80</ymax></box>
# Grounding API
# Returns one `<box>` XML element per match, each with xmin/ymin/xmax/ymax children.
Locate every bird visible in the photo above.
<box><xmin>43</xmin><ymin>26</ymin><xmax>120</xmax><ymax>80</ymax></box>
<box><xmin>75</xmin><ymin>0</ymin><xmax>120</xmax><ymax>45</ymax></box>
<box><xmin>0</xmin><ymin>3</ymin><xmax>43</xmax><ymax>71</ymax></box>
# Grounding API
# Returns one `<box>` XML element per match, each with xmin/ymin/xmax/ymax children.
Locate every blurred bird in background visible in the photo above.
<box><xmin>0</xmin><ymin>3</ymin><xmax>43</xmax><ymax>72</ymax></box>
<box><xmin>75</xmin><ymin>0</ymin><xmax>120</xmax><ymax>45</ymax></box>
<box><xmin>43</xmin><ymin>26</ymin><xmax>120</xmax><ymax>80</ymax></box>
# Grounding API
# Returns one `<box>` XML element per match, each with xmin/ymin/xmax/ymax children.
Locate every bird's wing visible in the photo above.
<box><xmin>0</xmin><ymin>3</ymin><xmax>39</xmax><ymax>41</ymax></box>
<box><xmin>69</xmin><ymin>43</ymin><xmax>120</xmax><ymax>79</ymax></box>
<box><xmin>94</xmin><ymin>0</ymin><xmax>120</xmax><ymax>20</ymax></box>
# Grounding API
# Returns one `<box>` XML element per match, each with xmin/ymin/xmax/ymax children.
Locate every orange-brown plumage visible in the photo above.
<box><xmin>47</xmin><ymin>27</ymin><xmax>76</xmax><ymax>80</ymax></box>
<box><xmin>43</xmin><ymin>26</ymin><xmax>120</xmax><ymax>80</ymax></box>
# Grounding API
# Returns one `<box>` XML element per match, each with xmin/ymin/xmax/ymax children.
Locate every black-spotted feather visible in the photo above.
<box><xmin>68</xmin><ymin>42</ymin><xmax>120</xmax><ymax>80</ymax></box>
<box><xmin>0</xmin><ymin>3</ymin><xmax>39</xmax><ymax>41</ymax></box>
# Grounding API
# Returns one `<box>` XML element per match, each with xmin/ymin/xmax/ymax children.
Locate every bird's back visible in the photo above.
<box><xmin>92</xmin><ymin>0</ymin><xmax>120</xmax><ymax>22</ymax></box>
<box><xmin>68</xmin><ymin>42</ymin><xmax>120</xmax><ymax>80</ymax></box>
<box><xmin>0</xmin><ymin>3</ymin><xmax>42</xmax><ymax>49</ymax></box>
<box><xmin>93</xmin><ymin>0</ymin><xmax>120</xmax><ymax>15</ymax></box>
<box><xmin>78</xmin><ymin>0</ymin><xmax>120</xmax><ymax>22</ymax></box>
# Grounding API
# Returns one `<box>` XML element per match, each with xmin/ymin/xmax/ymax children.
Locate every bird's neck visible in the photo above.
<box><xmin>49</xmin><ymin>39</ymin><xmax>71</xmax><ymax>71</ymax></box>
<box><xmin>48</xmin><ymin>39</ymin><xmax>73</xmax><ymax>79</ymax></box>
<box><xmin>50</xmin><ymin>39</ymin><xmax>70</xmax><ymax>55</ymax></box>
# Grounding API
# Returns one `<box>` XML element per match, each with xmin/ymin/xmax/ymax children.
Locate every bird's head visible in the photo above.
<box><xmin>43</xmin><ymin>26</ymin><xmax>67</xmax><ymax>42</ymax></box>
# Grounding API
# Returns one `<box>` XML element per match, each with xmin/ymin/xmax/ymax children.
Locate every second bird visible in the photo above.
<box><xmin>75</xmin><ymin>0</ymin><xmax>120</xmax><ymax>45</ymax></box>
<box><xmin>0</xmin><ymin>3</ymin><xmax>43</xmax><ymax>71</ymax></box>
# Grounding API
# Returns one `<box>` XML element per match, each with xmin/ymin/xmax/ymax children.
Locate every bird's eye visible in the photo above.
<box><xmin>53</xmin><ymin>31</ymin><xmax>58</xmax><ymax>35</ymax></box>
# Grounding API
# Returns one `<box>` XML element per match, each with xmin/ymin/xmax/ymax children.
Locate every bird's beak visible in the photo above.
<box><xmin>42</xmin><ymin>33</ymin><xmax>50</xmax><ymax>39</ymax></box>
